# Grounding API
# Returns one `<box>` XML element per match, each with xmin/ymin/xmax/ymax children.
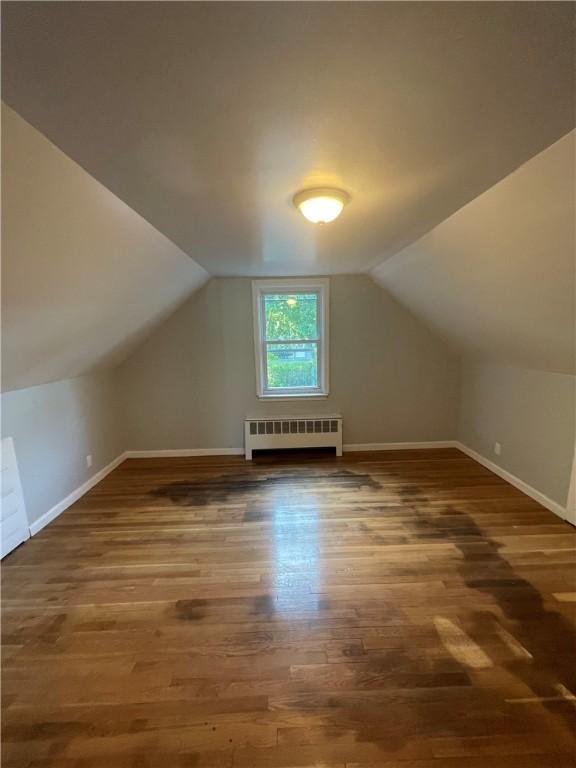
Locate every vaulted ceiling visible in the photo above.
<box><xmin>2</xmin><ymin>2</ymin><xmax>574</xmax><ymax>393</ymax></box>
<box><xmin>372</xmin><ymin>132</ymin><xmax>575</xmax><ymax>375</ymax></box>
<box><xmin>3</xmin><ymin>1</ymin><xmax>574</xmax><ymax>277</ymax></box>
<box><xmin>2</xmin><ymin>105</ymin><xmax>208</xmax><ymax>392</ymax></box>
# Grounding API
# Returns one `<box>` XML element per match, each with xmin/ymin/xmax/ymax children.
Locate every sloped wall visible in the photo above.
<box><xmin>117</xmin><ymin>275</ymin><xmax>460</xmax><ymax>450</ymax></box>
<box><xmin>371</xmin><ymin>132</ymin><xmax>575</xmax><ymax>375</ymax></box>
<box><xmin>1</xmin><ymin>105</ymin><xmax>209</xmax><ymax>532</ymax></box>
<box><xmin>1</xmin><ymin>104</ymin><xmax>208</xmax><ymax>393</ymax></box>
<box><xmin>372</xmin><ymin>134</ymin><xmax>575</xmax><ymax>512</ymax></box>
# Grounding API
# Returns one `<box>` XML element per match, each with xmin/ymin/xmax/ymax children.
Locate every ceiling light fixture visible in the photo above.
<box><xmin>293</xmin><ymin>187</ymin><xmax>350</xmax><ymax>224</ymax></box>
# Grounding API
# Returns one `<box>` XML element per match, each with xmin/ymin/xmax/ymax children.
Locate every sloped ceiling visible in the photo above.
<box><xmin>371</xmin><ymin>132</ymin><xmax>576</xmax><ymax>375</ymax></box>
<box><xmin>2</xmin><ymin>2</ymin><xmax>574</xmax><ymax>276</ymax></box>
<box><xmin>1</xmin><ymin>105</ymin><xmax>209</xmax><ymax>393</ymax></box>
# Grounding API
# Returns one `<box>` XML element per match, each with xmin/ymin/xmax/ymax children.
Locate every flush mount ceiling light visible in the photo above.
<box><xmin>293</xmin><ymin>187</ymin><xmax>350</xmax><ymax>224</ymax></box>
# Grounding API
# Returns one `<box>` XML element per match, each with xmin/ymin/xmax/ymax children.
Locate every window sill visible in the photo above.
<box><xmin>257</xmin><ymin>393</ymin><xmax>329</xmax><ymax>401</ymax></box>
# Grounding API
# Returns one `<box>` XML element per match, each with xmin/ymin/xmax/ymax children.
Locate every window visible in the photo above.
<box><xmin>252</xmin><ymin>279</ymin><xmax>329</xmax><ymax>398</ymax></box>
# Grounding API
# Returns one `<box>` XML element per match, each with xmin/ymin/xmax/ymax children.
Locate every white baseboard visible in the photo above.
<box><xmin>128</xmin><ymin>443</ymin><xmax>455</xmax><ymax>458</ymax></box>
<box><xmin>28</xmin><ymin>451</ymin><xmax>129</xmax><ymax>536</ymax></box>
<box><xmin>343</xmin><ymin>441</ymin><xmax>457</xmax><ymax>452</ymax></box>
<box><xmin>27</xmin><ymin>441</ymin><xmax>571</xmax><ymax>538</ymax></box>
<box><xmin>454</xmin><ymin>441</ymin><xmax>568</xmax><ymax>520</ymax></box>
<box><xmin>128</xmin><ymin>443</ymin><xmax>457</xmax><ymax>458</ymax></box>
<box><xmin>125</xmin><ymin>448</ymin><xmax>244</xmax><ymax>458</ymax></box>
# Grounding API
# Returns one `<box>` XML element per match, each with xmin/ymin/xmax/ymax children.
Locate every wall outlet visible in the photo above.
<box><xmin>494</xmin><ymin>442</ymin><xmax>502</xmax><ymax>456</ymax></box>
<box><xmin>86</xmin><ymin>454</ymin><xmax>93</xmax><ymax>469</ymax></box>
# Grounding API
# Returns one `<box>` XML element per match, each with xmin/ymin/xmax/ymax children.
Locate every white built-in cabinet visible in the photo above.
<box><xmin>1</xmin><ymin>437</ymin><xmax>30</xmax><ymax>558</ymax></box>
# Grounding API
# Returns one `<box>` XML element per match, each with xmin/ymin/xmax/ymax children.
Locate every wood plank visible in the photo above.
<box><xmin>2</xmin><ymin>448</ymin><xmax>575</xmax><ymax>766</ymax></box>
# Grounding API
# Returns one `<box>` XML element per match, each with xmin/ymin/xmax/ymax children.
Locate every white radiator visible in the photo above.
<box><xmin>244</xmin><ymin>414</ymin><xmax>342</xmax><ymax>460</ymax></box>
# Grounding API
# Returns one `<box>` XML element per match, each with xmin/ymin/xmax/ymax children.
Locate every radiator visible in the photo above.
<box><xmin>244</xmin><ymin>415</ymin><xmax>342</xmax><ymax>460</ymax></box>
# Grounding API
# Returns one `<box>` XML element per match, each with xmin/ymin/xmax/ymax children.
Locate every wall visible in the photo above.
<box><xmin>1</xmin><ymin>104</ymin><xmax>208</xmax><ymax>393</ymax></box>
<box><xmin>371</xmin><ymin>132</ymin><xmax>575</xmax><ymax>375</ymax></box>
<box><xmin>458</xmin><ymin>361</ymin><xmax>575</xmax><ymax>508</ymax></box>
<box><xmin>1</xmin><ymin>104</ymin><xmax>206</xmax><ymax>534</ymax></box>
<box><xmin>118</xmin><ymin>275</ymin><xmax>459</xmax><ymax>450</ymax></box>
<box><xmin>1</xmin><ymin>371</ymin><xmax>123</xmax><ymax>526</ymax></box>
<box><xmin>371</xmin><ymin>133</ymin><xmax>575</xmax><ymax>514</ymax></box>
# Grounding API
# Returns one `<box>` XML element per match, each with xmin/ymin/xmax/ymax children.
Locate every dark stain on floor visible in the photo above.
<box><xmin>310</xmin><ymin>489</ymin><xmax>576</xmax><ymax>751</ymax></box>
<box><xmin>155</xmin><ymin>468</ymin><xmax>576</xmax><ymax>749</ymax></box>
<box><xmin>173</xmin><ymin>598</ymin><xmax>207</xmax><ymax>622</ymax></box>
<box><xmin>393</xmin><ymin>484</ymin><xmax>576</xmax><ymax>732</ymax></box>
<box><xmin>150</xmin><ymin>469</ymin><xmax>381</xmax><ymax>511</ymax></box>
<box><xmin>251</xmin><ymin>594</ymin><xmax>276</xmax><ymax>616</ymax></box>
<box><xmin>447</xmin><ymin>505</ymin><xmax>576</xmax><ymax>729</ymax></box>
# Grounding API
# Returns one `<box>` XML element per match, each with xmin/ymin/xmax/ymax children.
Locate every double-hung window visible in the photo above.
<box><xmin>252</xmin><ymin>279</ymin><xmax>329</xmax><ymax>398</ymax></box>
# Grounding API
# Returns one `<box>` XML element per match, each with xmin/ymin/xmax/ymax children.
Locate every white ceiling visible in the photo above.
<box><xmin>2</xmin><ymin>2</ymin><xmax>574</xmax><ymax>277</ymax></box>
<box><xmin>372</xmin><ymin>132</ymin><xmax>576</xmax><ymax>375</ymax></box>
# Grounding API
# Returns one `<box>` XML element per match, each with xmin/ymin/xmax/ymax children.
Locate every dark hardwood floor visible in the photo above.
<box><xmin>2</xmin><ymin>447</ymin><xmax>576</xmax><ymax>767</ymax></box>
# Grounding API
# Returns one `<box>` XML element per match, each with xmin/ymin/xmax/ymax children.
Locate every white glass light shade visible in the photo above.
<box><xmin>293</xmin><ymin>188</ymin><xmax>349</xmax><ymax>223</ymax></box>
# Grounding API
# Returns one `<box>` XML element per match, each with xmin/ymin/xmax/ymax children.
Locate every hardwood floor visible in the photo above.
<box><xmin>2</xmin><ymin>447</ymin><xmax>576</xmax><ymax>767</ymax></box>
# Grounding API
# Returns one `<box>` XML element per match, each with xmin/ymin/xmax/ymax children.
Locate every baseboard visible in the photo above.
<box><xmin>28</xmin><ymin>451</ymin><xmax>129</xmax><ymax>536</ymax></box>
<box><xmin>125</xmin><ymin>448</ymin><xmax>244</xmax><ymax>458</ymax></box>
<box><xmin>454</xmin><ymin>441</ymin><xmax>568</xmax><ymax>520</ymax></box>
<box><xmin>25</xmin><ymin>441</ymin><xmax>571</xmax><ymax>536</ymax></box>
<box><xmin>128</xmin><ymin>443</ymin><xmax>456</xmax><ymax>458</ymax></box>
<box><xmin>343</xmin><ymin>441</ymin><xmax>457</xmax><ymax>452</ymax></box>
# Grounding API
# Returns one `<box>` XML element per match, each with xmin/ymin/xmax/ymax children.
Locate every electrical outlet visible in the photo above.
<box><xmin>86</xmin><ymin>454</ymin><xmax>93</xmax><ymax>469</ymax></box>
<box><xmin>494</xmin><ymin>442</ymin><xmax>501</xmax><ymax>456</ymax></box>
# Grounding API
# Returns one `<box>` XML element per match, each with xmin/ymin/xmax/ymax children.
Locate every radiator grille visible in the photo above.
<box><xmin>248</xmin><ymin>419</ymin><xmax>339</xmax><ymax>435</ymax></box>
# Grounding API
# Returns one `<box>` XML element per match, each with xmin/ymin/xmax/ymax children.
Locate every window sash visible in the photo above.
<box><xmin>262</xmin><ymin>340</ymin><xmax>321</xmax><ymax>393</ymax></box>
<box><xmin>262</xmin><ymin>290</ymin><xmax>320</xmax><ymax>343</ymax></box>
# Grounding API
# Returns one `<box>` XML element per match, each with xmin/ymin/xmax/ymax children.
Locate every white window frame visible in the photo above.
<box><xmin>252</xmin><ymin>278</ymin><xmax>330</xmax><ymax>399</ymax></box>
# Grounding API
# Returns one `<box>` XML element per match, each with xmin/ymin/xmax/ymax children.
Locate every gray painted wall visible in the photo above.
<box><xmin>458</xmin><ymin>360</ymin><xmax>575</xmax><ymax>507</ymax></box>
<box><xmin>2</xmin><ymin>104</ymin><xmax>208</xmax><ymax>393</ymax></box>
<box><xmin>118</xmin><ymin>275</ymin><xmax>460</xmax><ymax>450</ymax></box>
<box><xmin>1</xmin><ymin>371</ymin><xmax>123</xmax><ymax>525</ymax></box>
<box><xmin>3</xmin><ymin>290</ymin><xmax>574</xmax><ymax>531</ymax></box>
<box><xmin>372</xmin><ymin>132</ymin><xmax>575</xmax><ymax>375</ymax></box>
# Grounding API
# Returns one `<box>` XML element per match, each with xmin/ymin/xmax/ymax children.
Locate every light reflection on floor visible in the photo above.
<box><xmin>271</xmin><ymin>484</ymin><xmax>321</xmax><ymax>615</ymax></box>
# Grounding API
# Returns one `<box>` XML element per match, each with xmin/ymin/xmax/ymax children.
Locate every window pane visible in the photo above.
<box><xmin>266</xmin><ymin>343</ymin><xmax>318</xmax><ymax>390</ymax></box>
<box><xmin>264</xmin><ymin>293</ymin><xmax>318</xmax><ymax>340</ymax></box>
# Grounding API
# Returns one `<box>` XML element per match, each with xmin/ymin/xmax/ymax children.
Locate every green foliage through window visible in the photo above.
<box><xmin>266</xmin><ymin>343</ymin><xmax>318</xmax><ymax>389</ymax></box>
<box><xmin>259</xmin><ymin>289</ymin><xmax>323</xmax><ymax>392</ymax></box>
<box><xmin>264</xmin><ymin>294</ymin><xmax>318</xmax><ymax>341</ymax></box>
